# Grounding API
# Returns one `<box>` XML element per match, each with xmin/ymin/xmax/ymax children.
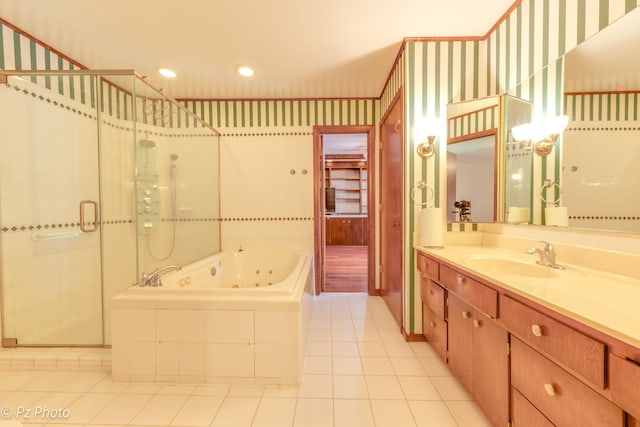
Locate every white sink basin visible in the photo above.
<box><xmin>460</xmin><ymin>255</ymin><xmax>562</xmax><ymax>278</ymax></box>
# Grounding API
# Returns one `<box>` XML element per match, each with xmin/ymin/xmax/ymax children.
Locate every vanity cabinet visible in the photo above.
<box><xmin>416</xmin><ymin>248</ymin><xmax>640</xmax><ymax>427</ymax></box>
<box><xmin>325</xmin><ymin>216</ymin><xmax>366</xmax><ymax>245</ymax></box>
<box><xmin>511</xmin><ymin>337</ymin><xmax>623</xmax><ymax>427</ymax></box>
<box><xmin>418</xmin><ymin>252</ymin><xmax>447</xmax><ymax>361</ymax></box>
<box><xmin>447</xmin><ymin>292</ymin><xmax>509</xmax><ymax>427</ymax></box>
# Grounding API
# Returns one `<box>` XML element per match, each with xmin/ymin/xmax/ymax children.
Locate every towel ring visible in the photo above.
<box><xmin>540</xmin><ymin>179</ymin><xmax>561</xmax><ymax>206</ymax></box>
<box><xmin>411</xmin><ymin>181</ymin><xmax>434</xmax><ymax>208</ymax></box>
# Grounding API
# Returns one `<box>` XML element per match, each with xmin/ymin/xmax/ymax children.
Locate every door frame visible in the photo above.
<box><xmin>313</xmin><ymin>125</ymin><xmax>376</xmax><ymax>296</ymax></box>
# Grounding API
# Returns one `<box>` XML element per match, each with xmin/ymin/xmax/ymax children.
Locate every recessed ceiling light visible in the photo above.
<box><xmin>158</xmin><ymin>68</ymin><xmax>176</xmax><ymax>78</ymax></box>
<box><xmin>237</xmin><ymin>66</ymin><xmax>254</xmax><ymax>77</ymax></box>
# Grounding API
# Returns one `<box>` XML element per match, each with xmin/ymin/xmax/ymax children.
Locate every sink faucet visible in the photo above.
<box><xmin>526</xmin><ymin>241</ymin><xmax>565</xmax><ymax>270</ymax></box>
<box><xmin>140</xmin><ymin>265</ymin><xmax>182</xmax><ymax>287</ymax></box>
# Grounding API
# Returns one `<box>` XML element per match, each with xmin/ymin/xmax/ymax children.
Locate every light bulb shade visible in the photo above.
<box><xmin>511</xmin><ymin>123</ymin><xmax>533</xmax><ymax>142</ymax></box>
<box><xmin>543</xmin><ymin>115</ymin><xmax>569</xmax><ymax>135</ymax></box>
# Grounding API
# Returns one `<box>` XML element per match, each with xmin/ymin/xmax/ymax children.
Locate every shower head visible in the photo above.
<box><xmin>138</xmin><ymin>139</ymin><xmax>156</xmax><ymax>148</ymax></box>
<box><xmin>170</xmin><ymin>153</ymin><xmax>178</xmax><ymax>161</ymax></box>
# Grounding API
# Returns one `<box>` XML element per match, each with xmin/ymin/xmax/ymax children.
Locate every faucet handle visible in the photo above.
<box><xmin>538</xmin><ymin>240</ymin><xmax>554</xmax><ymax>250</ymax></box>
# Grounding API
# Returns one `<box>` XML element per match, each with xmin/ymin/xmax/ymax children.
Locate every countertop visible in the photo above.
<box><xmin>415</xmin><ymin>244</ymin><xmax>640</xmax><ymax>349</ymax></box>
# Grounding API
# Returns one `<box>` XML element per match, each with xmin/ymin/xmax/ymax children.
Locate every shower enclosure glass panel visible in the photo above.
<box><xmin>0</xmin><ymin>70</ymin><xmax>221</xmax><ymax>347</ymax></box>
<box><xmin>0</xmin><ymin>73</ymin><xmax>105</xmax><ymax>345</ymax></box>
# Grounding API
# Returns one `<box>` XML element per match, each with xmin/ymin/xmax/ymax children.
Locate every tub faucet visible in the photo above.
<box><xmin>526</xmin><ymin>241</ymin><xmax>565</xmax><ymax>270</ymax></box>
<box><xmin>140</xmin><ymin>265</ymin><xmax>182</xmax><ymax>287</ymax></box>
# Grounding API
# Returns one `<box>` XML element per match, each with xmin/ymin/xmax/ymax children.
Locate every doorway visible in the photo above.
<box><xmin>313</xmin><ymin>126</ymin><xmax>375</xmax><ymax>295</ymax></box>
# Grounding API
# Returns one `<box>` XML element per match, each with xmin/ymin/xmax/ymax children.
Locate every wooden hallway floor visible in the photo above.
<box><xmin>324</xmin><ymin>245</ymin><xmax>368</xmax><ymax>292</ymax></box>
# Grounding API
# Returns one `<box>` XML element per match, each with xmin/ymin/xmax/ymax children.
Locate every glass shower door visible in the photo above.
<box><xmin>0</xmin><ymin>73</ymin><xmax>104</xmax><ymax>346</ymax></box>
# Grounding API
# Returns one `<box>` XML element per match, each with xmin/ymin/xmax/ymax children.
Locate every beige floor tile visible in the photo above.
<box><xmin>332</xmin><ymin>357</ymin><xmax>362</xmax><ymax>375</ymax></box>
<box><xmin>0</xmin><ymin>371</ymin><xmax>48</xmax><ymax>390</ymax></box>
<box><xmin>409</xmin><ymin>342</ymin><xmax>439</xmax><ymax>358</ymax></box>
<box><xmin>332</xmin><ymin>375</ymin><xmax>368</xmax><ymax>399</ymax></box>
<box><xmin>334</xmin><ymin>399</ymin><xmax>375</xmax><ymax>427</ymax></box>
<box><xmin>55</xmin><ymin>371</ymin><xmax>108</xmax><ymax>392</ymax></box>
<box><xmin>331</xmin><ymin>329</ymin><xmax>357</xmax><ymax>342</ymax></box>
<box><xmin>158</xmin><ymin>384</ymin><xmax>196</xmax><ymax>395</ymax></box>
<box><xmin>390</xmin><ymin>357</ymin><xmax>427</xmax><ymax>376</ymax></box>
<box><xmin>54</xmin><ymin>393</ymin><xmax>118</xmax><ymax>424</ymax></box>
<box><xmin>308</xmin><ymin>329</ymin><xmax>332</xmax><ymax>342</ymax></box>
<box><xmin>419</xmin><ymin>356</ymin><xmax>454</xmax><ymax>377</ymax></box>
<box><xmin>383</xmin><ymin>341</ymin><xmax>416</xmax><ymax>357</ymax></box>
<box><xmin>331</xmin><ymin>342</ymin><xmax>359</xmax><ymax>357</ymax></box>
<box><xmin>445</xmin><ymin>400</ymin><xmax>494</xmax><ymax>427</ymax></box>
<box><xmin>365</xmin><ymin>375</ymin><xmax>404</xmax><ymax>399</ymax></box>
<box><xmin>398</xmin><ymin>376</ymin><xmax>441</xmax><ymax>400</ymax></box>
<box><xmin>228</xmin><ymin>385</ymin><xmax>265</xmax><ymax>397</ymax></box>
<box><xmin>252</xmin><ymin>397</ymin><xmax>297</xmax><ymax>427</ymax></box>
<box><xmin>293</xmin><ymin>398</ymin><xmax>334</xmax><ymax>427</ymax></box>
<box><xmin>192</xmin><ymin>384</ymin><xmax>230</xmax><ymax>396</ymax></box>
<box><xmin>297</xmin><ymin>374</ymin><xmax>333</xmax><ymax>398</ymax></box>
<box><xmin>357</xmin><ymin>341</ymin><xmax>387</xmax><ymax>357</ymax></box>
<box><xmin>408</xmin><ymin>400</ymin><xmax>458</xmax><ymax>427</ymax></box>
<box><xmin>210</xmin><ymin>396</ymin><xmax>260</xmax><ymax>427</ymax></box>
<box><xmin>130</xmin><ymin>394</ymin><xmax>189</xmax><ymax>425</ymax></box>
<box><xmin>170</xmin><ymin>395</ymin><xmax>223</xmax><ymax>426</ymax></box>
<box><xmin>431</xmin><ymin>376</ymin><xmax>473</xmax><ymax>400</ymax></box>
<box><xmin>360</xmin><ymin>357</ymin><xmax>394</xmax><ymax>375</ymax></box>
<box><xmin>90</xmin><ymin>393</ymin><xmax>153</xmax><ymax>425</ymax></box>
<box><xmin>21</xmin><ymin>371</ymin><xmax>75</xmax><ymax>392</ymax></box>
<box><xmin>305</xmin><ymin>341</ymin><xmax>333</xmax><ymax>357</ymax></box>
<box><xmin>370</xmin><ymin>399</ymin><xmax>417</xmax><ymax>427</ymax></box>
<box><xmin>262</xmin><ymin>386</ymin><xmax>298</xmax><ymax>398</ymax></box>
<box><xmin>90</xmin><ymin>377</ymin><xmax>129</xmax><ymax>394</ymax></box>
<box><xmin>304</xmin><ymin>356</ymin><xmax>333</xmax><ymax>374</ymax></box>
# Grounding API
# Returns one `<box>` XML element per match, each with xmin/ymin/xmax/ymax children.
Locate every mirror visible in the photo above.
<box><xmin>446</xmin><ymin>95</ymin><xmax>532</xmax><ymax>224</ymax></box>
<box><xmin>505</xmin><ymin>7</ymin><xmax>640</xmax><ymax>233</ymax></box>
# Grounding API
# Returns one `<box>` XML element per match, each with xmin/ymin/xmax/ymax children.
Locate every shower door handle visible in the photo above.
<box><xmin>80</xmin><ymin>200</ymin><xmax>99</xmax><ymax>232</ymax></box>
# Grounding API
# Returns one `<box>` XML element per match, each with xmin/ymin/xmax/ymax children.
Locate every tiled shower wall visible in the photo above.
<box><xmin>563</xmin><ymin>92</ymin><xmax>640</xmax><ymax>232</ymax></box>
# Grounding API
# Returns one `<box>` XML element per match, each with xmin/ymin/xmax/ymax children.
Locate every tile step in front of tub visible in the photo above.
<box><xmin>0</xmin><ymin>347</ymin><xmax>111</xmax><ymax>371</ymax></box>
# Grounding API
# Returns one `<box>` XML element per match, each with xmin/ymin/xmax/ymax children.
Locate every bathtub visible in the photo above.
<box><xmin>111</xmin><ymin>250</ymin><xmax>313</xmax><ymax>385</ymax></box>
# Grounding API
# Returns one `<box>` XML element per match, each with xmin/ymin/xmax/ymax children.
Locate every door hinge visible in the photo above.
<box><xmin>379</xmin><ymin>264</ymin><xmax>383</xmax><ymax>273</ymax></box>
<box><xmin>506</xmin><ymin>342</ymin><xmax>511</xmax><ymax>356</ymax></box>
<box><xmin>507</xmin><ymin>421</ymin><xmax>513</xmax><ymax>427</ymax></box>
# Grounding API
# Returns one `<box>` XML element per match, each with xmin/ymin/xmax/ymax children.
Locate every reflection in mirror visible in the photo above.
<box><xmin>446</xmin><ymin>96</ymin><xmax>500</xmax><ymax>223</ymax></box>
<box><xmin>562</xmin><ymin>7</ymin><xmax>640</xmax><ymax>233</ymax></box>
<box><xmin>504</xmin><ymin>96</ymin><xmax>533</xmax><ymax>224</ymax></box>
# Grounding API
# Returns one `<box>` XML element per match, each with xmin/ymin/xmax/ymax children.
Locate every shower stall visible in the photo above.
<box><xmin>0</xmin><ymin>70</ymin><xmax>221</xmax><ymax>347</ymax></box>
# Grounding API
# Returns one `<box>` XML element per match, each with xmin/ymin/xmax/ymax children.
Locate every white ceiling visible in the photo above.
<box><xmin>0</xmin><ymin>0</ymin><xmax>515</xmax><ymax>99</ymax></box>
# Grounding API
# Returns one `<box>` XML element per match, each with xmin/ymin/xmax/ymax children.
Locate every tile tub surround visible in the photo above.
<box><xmin>110</xmin><ymin>253</ymin><xmax>313</xmax><ymax>385</ymax></box>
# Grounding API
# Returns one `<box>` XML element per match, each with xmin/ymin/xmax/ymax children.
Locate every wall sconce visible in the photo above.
<box><xmin>416</xmin><ymin>135</ymin><xmax>437</xmax><ymax>158</ymax></box>
<box><xmin>511</xmin><ymin>115</ymin><xmax>569</xmax><ymax>156</ymax></box>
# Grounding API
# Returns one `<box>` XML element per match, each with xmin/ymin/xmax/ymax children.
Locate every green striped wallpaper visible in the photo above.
<box><xmin>448</xmin><ymin>105</ymin><xmax>500</xmax><ymax>140</ymax></box>
<box><xmin>179</xmin><ymin>98</ymin><xmax>378</xmax><ymax>128</ymax></box>
<box><xmin>565</xmin><ymin>92</ymin><xmax>640</xmax><ymax>121</ymax></box>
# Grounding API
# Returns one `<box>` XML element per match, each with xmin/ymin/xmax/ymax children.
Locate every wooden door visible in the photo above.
<box><xmin>379</xmin><ymin>93</ymin><xmax>403</xmax><ymax>328</ymax></box>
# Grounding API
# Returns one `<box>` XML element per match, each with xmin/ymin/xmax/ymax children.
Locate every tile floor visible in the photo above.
<box><xmin>0</xmin><ymin>293</ymin><xmax>492</xmax><ymax>426</ymax></box>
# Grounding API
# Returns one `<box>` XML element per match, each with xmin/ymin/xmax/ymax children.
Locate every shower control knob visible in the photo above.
<box><xmin>144</xmin><ymin>206</ymin><xmax>152</xmax><ymax>213</ymax></box>
<box><xmin>144</xmin><ymin>189</ymin><xmax>152</xmax><ymax>195</ymax></box>
<box><xmin>143</xmin><ymin>197</ymin><xmax>151</xmax><ymax>204</ymax></box>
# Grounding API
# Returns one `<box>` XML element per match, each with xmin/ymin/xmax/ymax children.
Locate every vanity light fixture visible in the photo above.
<box><xmin>237</xmin><ymin>66</ymin><xmax>254</xmax><ymax>77</ymax></box>
<box><xmin>416</xmin><ymin>135</ymin><xmax>437</xmax><ymax>158</ymax></box>
<box><xmin>511</xmin><ymin>115</ymin><xmax>569</xmax><ymax>156</ymax></box>
<box><xmin>158</xmin><ymin>68</ymin><xmax>177</xmax><ymax>78</ymax></box>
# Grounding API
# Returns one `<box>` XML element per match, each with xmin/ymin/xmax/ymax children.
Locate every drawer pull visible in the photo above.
<box><xmin>473</xmin><ymin>319</ymin><xmax>481</xmax><ymax>328</ymax></box>
<box><xmin>430</xmin><ymin>321</ymin><xmax>436</xmax><ymax>328</ymax></box>
<box><xmin>457</xmin><ymin>276</ymin><xmax>466</xmax><ymax>286</ymax></box>
<box><xmin>531</xmin><ymin>324</ymin><xmax>543</xmax><ymax>337</ymax></box>
<box><xmin>544</xmin><ymin>383</ymin><xmax>556</xmax><ymax>396</ymax></box>
<box><xmin>462</xmin><ymin>311</ymin><xmax>471</xmax><ymax>319</ymax></box>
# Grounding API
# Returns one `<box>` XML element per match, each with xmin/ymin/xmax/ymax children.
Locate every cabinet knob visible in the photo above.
<box><xmin>544</xmin><ymin>383</ymin><xmax>556</xmax><ymax>396</ymax></box>
<box><xmin>457</xmin><ymin>276</ymin><xmax>466</xmax><ymax>286</ymax></box>
<box><xmin>462</xmin><ymin>311</ymin><xmax>471</xmax><ymax>319</ymax></box>
<box><xmin>428</xmin><ymin>289</ymin><xmax>434</xmax><ymax>296</ymax></box>
<box><xmin>430</xmin><ymin>321</ymin><xmax>436</xmax><ymax>328</ymax></box>
<box><xmin>473</xmin><ymin>319</ymin><xmax>481</xmax><ymax>328</ymax></box>
<box><xmin>531</xmin><ymin>324</ymin><xmax>543</xmax><ymax>337</ymax></box>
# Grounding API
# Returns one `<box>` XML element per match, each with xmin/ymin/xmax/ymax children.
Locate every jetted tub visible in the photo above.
<box><xmin>111</xmin><ymin>250</ymin><xmax>313</xmax><ymax>385</ymax></box>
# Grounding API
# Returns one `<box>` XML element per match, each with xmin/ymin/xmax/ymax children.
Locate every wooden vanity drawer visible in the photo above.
<box><xmin>423</xmin><ymin>304</ymin><xmax>447</xmax><ymax>361</ymax></box>
<box><xmin>440</xmin><ymin>265</ymin><xmax>497</xmax><ymax>318</ymax></box>
<box><xmin>420</xmin><ymin>275</ymin><xmax>446</xmax><ymax>319</ymax></box>
<box><xmin>501</xmin><ymin>295</ymin><xmax>606</xmax><ymax>389</ymax></box>
<box><xmin>512</xmin><ymin>388</ymin><xmax>555</xmax><ymax>427</ymax></box>
<box><xmin>417</xmin><ymin>252</ymin><xmax>439</xmax><ymax>280</ymax></box>
<box><xmin>610</xmin><ymin>353</ymin><xmax>640</xmax><ymax>420</ymax></box>
<box><xmin>511</xmin><ymin>338</ymin><xmax>623</xmax><ymax>427</ymax></box>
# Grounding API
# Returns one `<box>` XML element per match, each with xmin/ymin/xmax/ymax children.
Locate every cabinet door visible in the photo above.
<box><xmin>423</xmin><ymin>303</ymin><xmax>447</xmax><ymax>362</ymax></box>
<box><xmin>327</xmin><ymin>217</ymin><xmax>361</xmax><ymax>245</ymax></box>
<box><xmin>471</xmin><ymin>311</ymin><xmax>509</xmax><ymax>427</ymax></box>
<box><xmin>512</xmin><ymin>389</ymin><xmax>555</xmax><ymax>427</ymax></box>
<box><xmin>447</xmin><ymin>293</ymin><xmax>473</xmax><ymax>392</ymax></box>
